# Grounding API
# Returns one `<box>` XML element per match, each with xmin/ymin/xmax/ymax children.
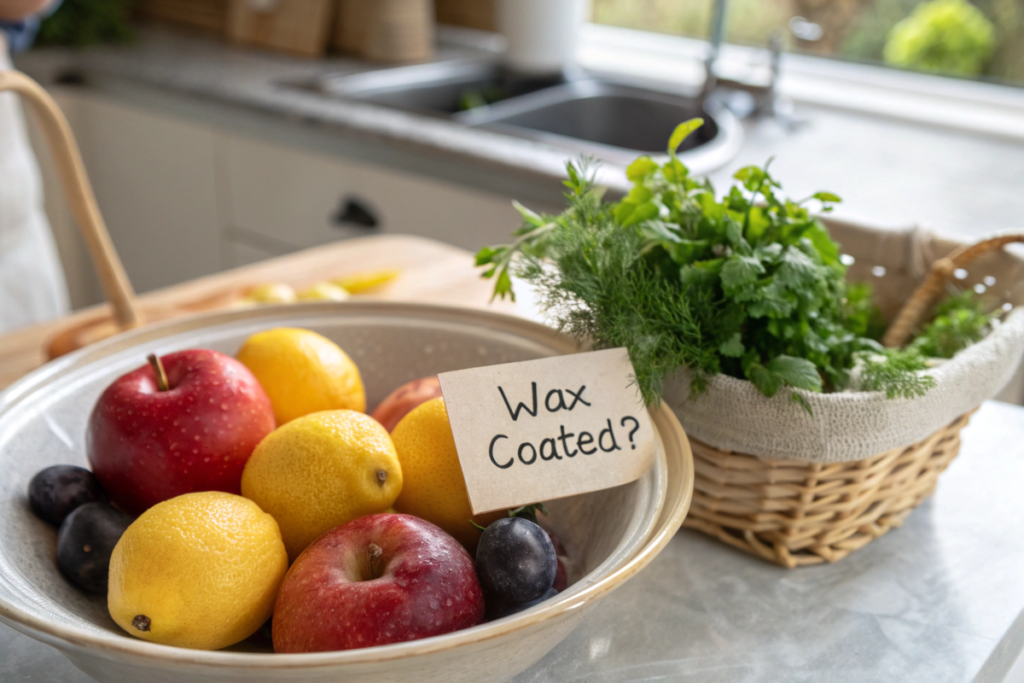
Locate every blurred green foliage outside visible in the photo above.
<box><xmin>593</xmin><ymin>0</ymin><xmax>1024</xmax><ymax>84</ymax></box>
<box><xmin>884</xmin><ymin>0</ymin><xmax>994</xmax><ymax>75</ymax></box>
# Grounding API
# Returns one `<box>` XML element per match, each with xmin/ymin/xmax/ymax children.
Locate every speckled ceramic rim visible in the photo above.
<box><xmin>0</xmin><ymin>301</ymin><xmax>694</xmax><ymax>669</ymax></box>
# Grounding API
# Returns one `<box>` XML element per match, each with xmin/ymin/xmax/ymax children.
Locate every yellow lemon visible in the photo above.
<box><xmin>331</xmin><ymin>268</ymin><xmax>400</xmax><ymax>294</ymax></box>
<box><xmin>297</xmin><ymin>282</ymin><xmax>350</xmax><ymax>301</ymax></box>
<box><xmin>241</xmin><ymin>410</ymin><xmax>402</xmax><ymax>560</ymax></box>
<box><xmin>246</xmin><ymin>282</ymin><xmax>297</xmax><ymax>304</ymax></box>
<box><xmin>108</xmin><ymin>492</ymin><xmax>287</xmax><ymax>651</ymax></box>
<box><xmin>391</xmin><ymin>397</ymin><xmax>504</xmax><ymax>550</ymax></box>
<box><xmin>237</xmin><ymin>328</ymin><xmax>365</xmax><ymax>424</ymax></box>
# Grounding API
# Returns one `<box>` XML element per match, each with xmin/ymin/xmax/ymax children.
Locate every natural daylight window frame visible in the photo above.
<box><xmin>576</xmin><ymin>22</ymin><xmax>1024</xmax><ymax>144</ymax></box>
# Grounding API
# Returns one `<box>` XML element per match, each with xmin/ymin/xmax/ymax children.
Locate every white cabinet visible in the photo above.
<box><xmin>30</xmin><ymin>89</ymin><xmax>528</xmax><ymax>310</ymax></box>
<box><xmin>30</xmin><ymin>89</ymin><xmax>223</xmax><ymax>304</ymax></box>
<box><xmin>73</xmin><ymin>94</ymin><xmax>223</xmax><ymax>295</ymax></box>
<box><xmin>221</xmin><ymin>133</ymin><xmax>523</xmax><ymax>253</ymax></box>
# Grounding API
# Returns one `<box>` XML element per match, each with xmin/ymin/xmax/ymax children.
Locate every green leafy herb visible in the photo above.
<box><xmin>859</xmin><ymin>348</ymin><xmax>935</xmax><ymax>398</ymax></box>
<box><xmin>476</xmin><ymin>120</ymin><xmax>948</xmax><ymax>405</ymax></box>
<box><xmin>908</xmin><ymin>289</ymin><xmax>998</xmax><ymax>359</ymax></box>
<box><xmin>668</xmin><ymin>118</ymin><xmax>705</xmax><ymax>157</ymax></box>
<box><xmin>843</xmin><ymin>281</ymin><xmax>888</xmax><ymax>341</ymax></box>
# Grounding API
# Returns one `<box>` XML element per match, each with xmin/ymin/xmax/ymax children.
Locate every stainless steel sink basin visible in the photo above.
<box><xmin>454</xmin><ymin>80</ymin><xmax>741</xmax><ymax>170</ymax></box>
<box><xmin>285</xmin><ymin>61</ymin><xmax>742</xmax><ymax>174</ymax></box>
<box><xmin>293</xmin><ymin>61</ymin><xmax>560</xmax><ymax>116</ymax></box>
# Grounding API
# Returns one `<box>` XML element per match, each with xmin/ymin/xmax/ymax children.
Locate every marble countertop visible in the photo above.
<box><xmin>4</xmin><ymin>399</ymin><xmax>1024</xmax><ymax>682</ymax></box>
<box><xmin>14</xmin><ymin>27</ymin><xmax>1024</xmax><ymax>239</ymax></box>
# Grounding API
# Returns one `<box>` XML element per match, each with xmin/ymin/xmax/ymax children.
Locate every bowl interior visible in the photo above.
<box><xmin>0</xmin><ymin>303</ymin><xmax>667</xmax><ymax>657</ymax></box>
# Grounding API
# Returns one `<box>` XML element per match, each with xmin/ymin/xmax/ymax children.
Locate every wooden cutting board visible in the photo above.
<box><xmin>0</xmin><ymin>235</ymin><xmax>518</xmax><ymax>392</ymax></box>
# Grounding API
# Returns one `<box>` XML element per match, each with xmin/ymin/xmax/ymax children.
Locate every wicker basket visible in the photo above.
<box><xmin>679</xmin><ymin>225</ymin><xmax>1024</xmax><ymax>568</ymax></box>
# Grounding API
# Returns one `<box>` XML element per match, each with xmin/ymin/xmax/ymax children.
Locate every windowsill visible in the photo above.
<box><xmin>577</xmin><ymin>23</ymin><xmax>1024</xmax><ymax>143</ymax></box>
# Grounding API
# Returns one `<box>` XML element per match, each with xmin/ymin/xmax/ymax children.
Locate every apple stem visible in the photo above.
<box><xmin>147</xmin><ymin>354</ymin><xmax>169</xmax><ymax>392</ymax></box>
<box><xmin>368</xmin><ymin>543</ymin><xmax>383</xmax><ymax>580</ymax></box>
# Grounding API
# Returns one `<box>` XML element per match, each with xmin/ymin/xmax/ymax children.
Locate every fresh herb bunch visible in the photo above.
<box><xmin>477</xmin><ymin>119</ymin><xmax>937</xmax><ymax>406</ymax></box>
<box><xmin>909</xmin><ymin>289</ymin><xmax>998</xmax><ymax>358</ymax></box>
<box><xmin>857</xmin><ymin>288</ymin><xmax>997</xmax><ymax>398</ymax></box>
<box><xmin>858</xmin><ymin>348</ymin><xmax>931</xmax><ymax>399</ymax></box>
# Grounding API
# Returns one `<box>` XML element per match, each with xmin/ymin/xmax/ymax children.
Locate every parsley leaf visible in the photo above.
<box><xmin>747</xmin><ymin>362</ymin><xmax>784</xmax><ymax>397</ymax></box>
<box><xmin>721</xmin><ymin>255</ymin><xmax>766</xmax><ymax>293</ymax></box>
<box><xmin>765</xmin><ymin>355</ymin><xmax>823</xmax><ymax>392</ymax></box>
<box><xmin>719</xmin><ymin>332</ymin><xmax>745</xmax><ymax>358</ymax></box>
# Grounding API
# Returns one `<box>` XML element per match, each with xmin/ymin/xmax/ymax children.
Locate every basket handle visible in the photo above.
<box><xmin>882</xmin><ymin>234</ymin><xmax>1024</xmax><ymax>348</ymax></box>
<box><xmin>0</xmin><ymin>69</ymin><xmax>142</xmax><ymax>331</ymax></box>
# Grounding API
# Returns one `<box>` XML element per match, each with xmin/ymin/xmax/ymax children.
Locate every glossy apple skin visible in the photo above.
<box><xmin>273</xmin><ymin>513</ymin><xmax>484</xmax><ymax>653</ymax></box>
<box><xmin>370</xmin><ymin>376</ymin><xmax>443</xmax><ymax>432</ymax></box>
<box><xmin>87</xmin><ymin>349</ymin><xmax>275</xmax><ymax>516</ymax></box>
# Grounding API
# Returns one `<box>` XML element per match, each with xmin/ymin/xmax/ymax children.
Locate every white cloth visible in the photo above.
<box><xmin>663</xmin><ymin>308</ymin><xmax>1024</xmax><ymax>462</ymax></box>
<box><xmin>0</xmin><ymin>35</ymin><xmax>68</xmax><ymax>334</ymax></box>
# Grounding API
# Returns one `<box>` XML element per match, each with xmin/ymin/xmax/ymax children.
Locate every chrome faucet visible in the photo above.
<box><xmin>701</xmin><ymin>0</ymin><xmax>783</xmax><ymax>120</ymax></box>
<box><xmin>705</xmin><ymin>0</ymin><xmax>730</xmax><ymax>79</ymax></box>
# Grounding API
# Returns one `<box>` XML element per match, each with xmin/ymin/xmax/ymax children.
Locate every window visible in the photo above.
<box><xmin>592</xmin><ymin>0</ymin><xmax>1024</xmax><ymax>86</ymax></box>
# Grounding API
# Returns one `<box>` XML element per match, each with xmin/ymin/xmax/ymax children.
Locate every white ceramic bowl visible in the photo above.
<box><xmin>0</xmin><ymin>303</ymin><xmax>693</xmax><ymax>683</ymax></box>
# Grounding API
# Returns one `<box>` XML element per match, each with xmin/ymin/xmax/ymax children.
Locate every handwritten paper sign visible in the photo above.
<box><xmin>438</xmin><ymin>348</ymin><xmax>656</xmax><ymax>514</ymax></box>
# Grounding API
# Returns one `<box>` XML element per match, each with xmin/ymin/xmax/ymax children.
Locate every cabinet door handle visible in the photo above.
<box><xmin>332</xmin><ymin>197</ymin><xmax>379</xmax><ymax>229</ymax></box>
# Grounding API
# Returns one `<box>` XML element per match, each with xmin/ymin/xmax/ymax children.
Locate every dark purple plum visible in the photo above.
<box><xmin>56</xmin><ymin>502</ymin><xmax>131</xmax><ymax>594</ymax></box>
<box><xmin>475</xmin><ymin>516</ymin><xmax>557</xmax><ymax>609</ymax></box>
<box><xmin>486</xmin><ymin>587</ymin><xmax>558</xmax><ymax>621</ymax></box>
<box><xmin>29</xmin><ymin>465</ymin><xmax>105</xmax><ymax>526</ymax></box>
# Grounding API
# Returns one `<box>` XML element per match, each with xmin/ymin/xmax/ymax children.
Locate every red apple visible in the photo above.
<box><xmin>87</xmin><ymin>349</ymin><xmax>275</xmax><ymax>516</ymax></box>
<box><xmin>273</xmin><ymin>513</ymin><xmax>484</xmax><ymax>653</ymax></box>
<box><xmin>370</xmin><ymin>376</ymin><xmax>443</xmax><ymax>432</ymax></box>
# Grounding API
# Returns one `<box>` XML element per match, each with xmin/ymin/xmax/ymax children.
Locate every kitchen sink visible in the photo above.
<box><xmin>286</xmin><ymin>61</ymin><xmax>742</xmax><ymax>174</ymax></box>
<box><xmin>454</xmin><ymin>80</ymin><xmax>738</xmax><ymax>168</ymax></box>
<box><xmin>293</xmin><ymin>61</ymin><xmax>562</xmax><ymax>116</ymax></box>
